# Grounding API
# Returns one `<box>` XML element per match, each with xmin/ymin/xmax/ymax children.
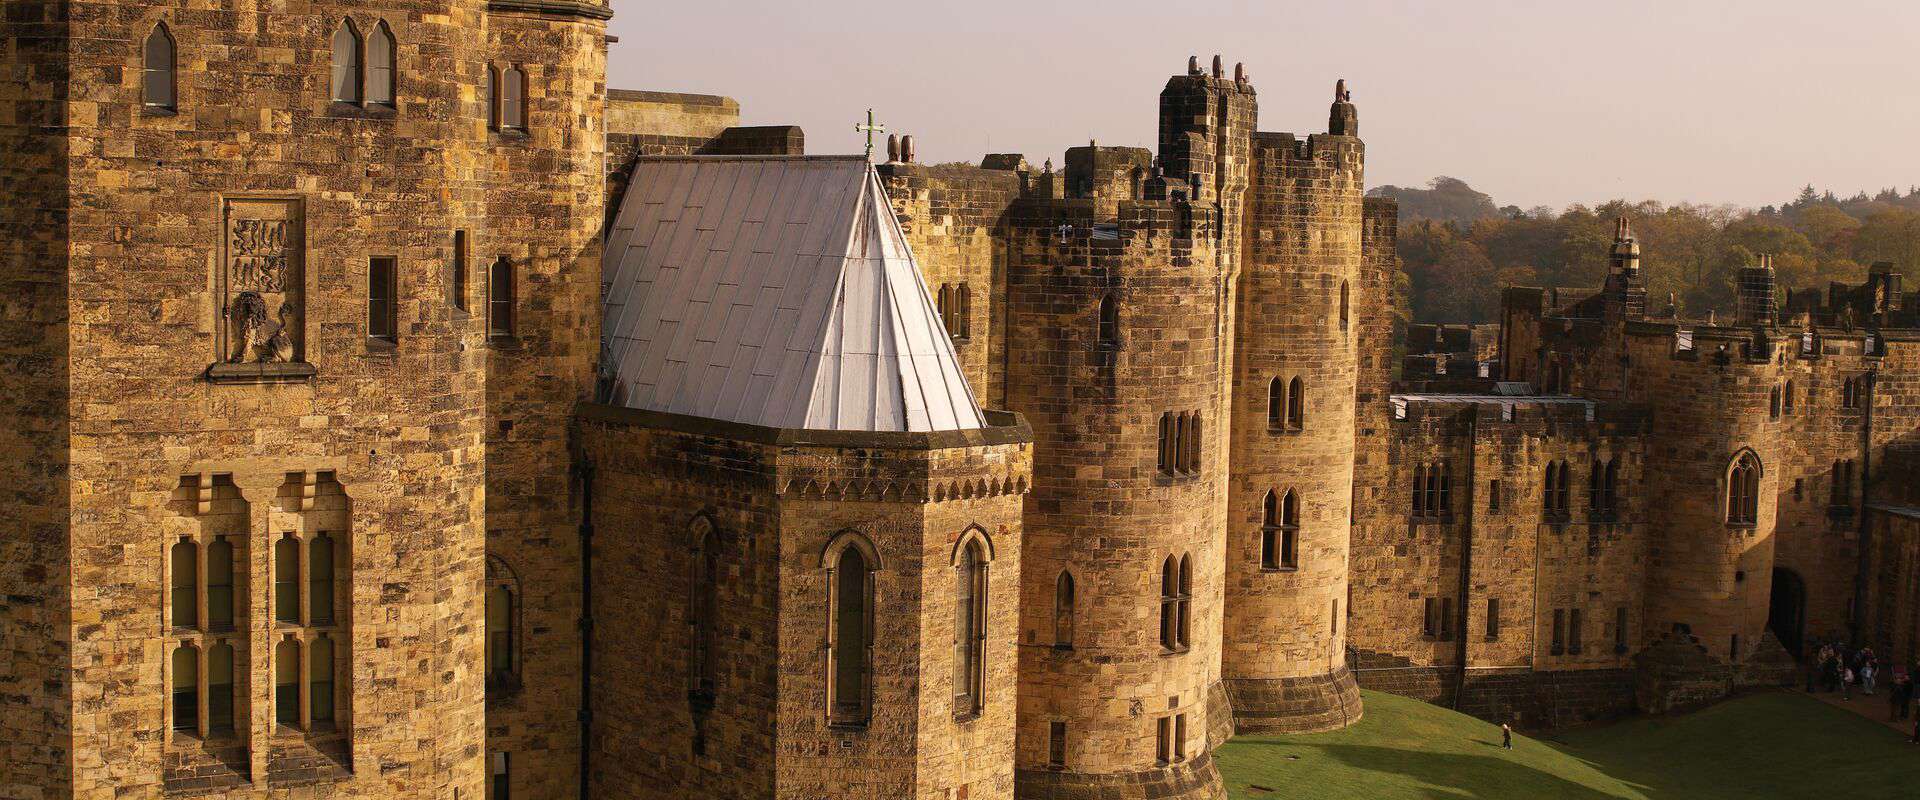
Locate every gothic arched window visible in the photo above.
<box><xmin>1286</xmin><ymin>377</ymin><xmax>1305</xmax><ymax>430</ymax></box>
<box><xmin>688</xmin><ymin>517</ymin><xmax>718</xmax><ymax>699</ymax></box>
<box><xmin>486</xmin><ymin>64</ymin><xmax>501</xmax><ymax>130</ymax></box>
<box><xmin>1727</xmin><ymin>451</ymin><xmax>1761</xmax><ymax>525</ymax></box>
<box><xmin>329</xmin><ymin>19</ymin><xmax>362</xmax><ymax>104</ymax></box>
<box><xmin>366</xmin><ymin>21</ymin><xmax>396</xmax><ymax>106</ymax></box>
<box><xmin>1261</xmin><ymin>490</ymin><xmax>1300</xmax><ymax>570</ymax></box>
<box><xmin>501</xmin><ymin>65</ymin><xmax>526</xmax><ymax>131</ymax></box>
<box><xmin>1097</xmin><ymin>293</ymin><xmax>1119</xmax><ymax>347</ymax></box>
<box><xmin>1267</xmin><ymin>377</ymin><xmax>1285</xmax><ymax>431</ymax></box>
<box><xmin>142</xmin><ymin>23</ymin><xmax>177</xmax><ymax>111</ymax></box>
<box><xmin>1176</xmin><ymin>554</ymin><xmax>1193</xmax><ymax>649</ymax></box>
<box><xmin>824</xmin><ymin>532</ymin><xmax>877</xmax><ymax>727</ymax></box>
<box><xmin>1053</xmin><ymin>571</ymin><xmax>1075</xmax><ymax>648</ymax></box>
<box><xmin>953</xmin><ymin>535</ymin><xmax>988</xmax><ymax>718</ymax></box>
<box><xmin>1159</xmin><ymin>556</ymin><xmax>1179</xmax><ymax>651</ymax></box>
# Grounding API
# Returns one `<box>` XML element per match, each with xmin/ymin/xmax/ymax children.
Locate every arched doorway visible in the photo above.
<box><xmin>1768</xmin><ymin>568</ymin><xmax>1807</xmax><ymax>657</ymax></box>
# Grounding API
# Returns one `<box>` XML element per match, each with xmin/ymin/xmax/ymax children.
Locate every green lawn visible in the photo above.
<box><xmin>1216</xmin><ymin>690</ymin><xmax>1920</xmax><ymax>799</ymax></box>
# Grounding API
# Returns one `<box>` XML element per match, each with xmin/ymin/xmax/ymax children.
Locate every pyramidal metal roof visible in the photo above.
<box><xmin>600</xmin><ymin>155</ymin><xmax>986</xmax><ymax>433</ymax></box>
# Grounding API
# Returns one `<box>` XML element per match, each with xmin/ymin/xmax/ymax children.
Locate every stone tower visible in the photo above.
<box><xmin>1006</xmin><ymin>58</ymin><xmax>1253</xmax><ymax>800</ymax></box>
<box><xmin>1221</xmin><ymin>82</ymin><xmax>1368</xmax><ymax>733</ymax></box>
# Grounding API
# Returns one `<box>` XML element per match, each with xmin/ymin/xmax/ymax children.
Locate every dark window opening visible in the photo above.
<box><xmin>368</xmin><ymin>257</ymin><xmax>398</xmax><ymax>341</ymax></box>
<box><xmin>143</xmin><ymin>24</ymin><xmax>177</xmax><ymax>111</ymax></box>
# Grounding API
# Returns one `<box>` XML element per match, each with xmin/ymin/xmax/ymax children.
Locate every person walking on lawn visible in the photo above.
<box><xmin>1501</xmin><ymin>722</ymin><xmax>1513</xmax><ymax>750</ymax></box>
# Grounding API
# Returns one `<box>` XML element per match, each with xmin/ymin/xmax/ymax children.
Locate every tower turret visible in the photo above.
<box><xmin>1604</xmin><ymin>216</ymin><xmax>1648</xmax><ymax>319</ymax></box>
<box><xmin>1737</xmin><ymin>254</ymin><xmax>1778</xmax><ymax>327</ymax></box>
<box><xmin>1222</xmin><ymin>82</ymin><xmax>1367</xmax><ymax>734</ymax></box>
<box><xmin>1329</xmin><ymin>79</ymin><xmax>1358</xmax><ymax>136</ymax></box>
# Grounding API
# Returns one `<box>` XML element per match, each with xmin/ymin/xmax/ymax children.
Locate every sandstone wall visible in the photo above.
<box><xmin>1004</xmin><ymin>199</ymin><xmax>1230</xmax><ymax>800</ymax></box>
<box><xmin>0</xmin><ymin>2</ymin><xmax>72</xmax><ymax>794</ymax></box>
<box><xmin>876</xmin><ymin>163</ymin><xmax>1024</xmax><ymax>409</ymax></box>
<box><xmin>47</xmin><ymin>1</ymin><xmax>552</xmax><ymax>795</ymax></box>
<box><xmin>481</xmin><ymin>7</ymin><xmax>609</xmax><ymax>798</ymax></box>
<box><xmin>1221</xmin><ymin>129</ymin><xmax>1365</xmax><ymax>734</ymax></box>
<box><xmin>577</xmin><ymin>407</ymin><xmax>1030</xmax><ymax>800</ymax></box>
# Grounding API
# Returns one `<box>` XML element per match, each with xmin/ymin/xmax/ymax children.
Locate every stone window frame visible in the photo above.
<box><xmin>1542</xmin><ymin>459</ymin><xmax>1572</xmax><ymax>521</ymax></box>
<box><xmin>162</xmin><ymin>474</ymin><xmax>249</xmax><ymax>744</ymax></box>
<box><xmin>1725</xmin><ymin>449</ymin><xmax>1762</xmax><ymax>527</ymax></box>
<box><xmin>1339</xmin><ymin>279</ymin><xmax>1350</xmax><ymax>331</ymax></box>
<box><xmin>141</xmin><ymin>21</ymin><xmax>178</xmax><ymax>114</ymax></box>
<box><xmin>1095</xmin><ymin>293</ymin><xmax>1120</xmax><ymax>349</ymax></box>
<box><xmin>1052</xmin><ymin>570</ymin><xmax>1075</xmax><ymax>649</ymax></box>
<box><xmin>1260</xmin><ymin>489</ymin><xmax>1299</xmax><ymax>572</ymax></box>
<box><xmin>486</xmin><ymin>554</ymin><xmax>524</xmax><ymax>699</ymax></box>
<box><xmin>1588</xmin><ymin>457</ymin><xmax>1620</xmax><ymax>521</ymax></box>
<box><xmin>267</xmin><ymin>472</ymin><xmax>351</xmax><ymax>741</ymax></box>
<box><xmin>1047</xmin><ymin>720</ymin><xmax>1068</xmax><ymax>769</ymax></box>
<box><xmin>490</xmin><ymin>61</ymin><xmax>530</xmax><ymax>135</ymax></box>
<box><xmin>451</xmin><ymin>230</ymin><xmax>472</xmax><ymax>315</ymax></box>
<box><xmin>1550</xmin><ymin>609</ymin><xmax>1566</xmax><ymax>655</ymax></box>
<box><xmin>685</xmin><ymin>516</ymin><xmax>719</xmax><ymax>705</ymax></box>
<box><xmin>327</xmin><ymin>16</ymin><xmax>401</xmax><ymax>118</ymax></box>
<box><xmin>1411</xmin><ymin>461</ymin><xmax>1453</xmax><ymax>520</ymax></box>
<box><xmin>821</xmin><ymin>529</ymin><xmax>882</xmax><ymax>730</ymax></box>
<box><xmin>488</xmin><ymin>255</ymin><xmax>518</xmax><ymax>341</ymax></box>
<box><xmin>1568</xmin><ymin>607</ymin><xmax>1584</xmax><ymax>655</ymax></box>
<box><xmin>1158</xmin><ymin>554</ymin><xmax>1193</xmax><ymax>654</ymax></box>
<box><xmin>366</xmin><ymin>255</ymin><xmax>400</xmax><ymax>346</ymax></box>
<box><xmin>936</xmin><ymin>283</ymin><xmax>972</xmax><ymax>340</ymax></box>
<box><xmin>1614</xmin><ymin>606</ymin><xmax>1631</xmax><ymax>654</ymax></box>
<box><xmin>950</xmin><ymin>525</ymin><xmax>993</xmax><ymax>721</ymax></box>
<box><xmin>1485</xmin><ymin>597</ymin><xmax>1501</xmax><ymax>641</ymax></box>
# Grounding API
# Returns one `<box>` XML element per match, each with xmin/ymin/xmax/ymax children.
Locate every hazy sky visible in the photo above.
<box><xmin>608</xmin><ymin>0</ymin><xmax>1920</xmax><ymax>212</ymax></box>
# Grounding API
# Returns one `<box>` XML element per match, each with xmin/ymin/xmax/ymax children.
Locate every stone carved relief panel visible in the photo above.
<box><xmin>209</xmin><ymin>197</ymin><xmax>312</xmax><ymax>383</ymax></box>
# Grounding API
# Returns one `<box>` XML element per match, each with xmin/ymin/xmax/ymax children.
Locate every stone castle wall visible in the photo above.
<box><xmin>34</xmin><ymin>0</ymin><xmax>598</xmax><ymax>795</ymax></box>
<box><xmin>0</xmin><ymin>2</ymin><xmax>73</xmax><ymax>795</ymax></box>
<box><xmin>575</xmin><ymin>407</ymin><xmax>1031</xmax><ymax>800</ymax></box>
<box><xmin>481</xmin><ymin>8</ymin><xmax>609</xmax><ymax>799</ymax></box>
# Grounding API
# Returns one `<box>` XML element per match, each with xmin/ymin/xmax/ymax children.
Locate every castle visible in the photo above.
<box><xmin>7</xmin><ymin>2</ymin><xmax>1920</xmax><ymax>799</ymax></box>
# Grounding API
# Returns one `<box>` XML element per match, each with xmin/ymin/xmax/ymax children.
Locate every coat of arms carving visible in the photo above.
<box><xmin>214</xmin><ymin>198</ymin><xmax>306</xmax><ymax>372</ymax></box>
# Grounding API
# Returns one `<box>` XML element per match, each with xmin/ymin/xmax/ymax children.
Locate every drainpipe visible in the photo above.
<box><xmin>578</xmin><ymin>461</ymin><xmax>596</xmax><ymax>800</ymax></box>
<box><xmin>1849</xmin><ymin>369</ymin><xmax>1875</xmax><ymax>646</ymax></box>
<box><xmin>1452</xmin><ymin>410</ymin><xmax>1478</xmax><ymax>709</ymax></box>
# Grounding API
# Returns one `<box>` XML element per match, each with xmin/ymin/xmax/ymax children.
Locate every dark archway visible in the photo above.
<box><xmin>1768</xmin><ymin>567</ymin><xmax>1807</xmax><ymax>657</ymax></box>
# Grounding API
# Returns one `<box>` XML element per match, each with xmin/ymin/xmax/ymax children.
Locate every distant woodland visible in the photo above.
<box><xmin>1368</xmin><ymin>178</ymin><xmax>1920</xmax><ymax>325</ymax></box>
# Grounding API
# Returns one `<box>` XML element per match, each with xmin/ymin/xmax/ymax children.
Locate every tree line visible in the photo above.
<box><xmin>1369</xmin><ymin>178</ymin><xmax>1920</xmax><ymax>324</ymax></box>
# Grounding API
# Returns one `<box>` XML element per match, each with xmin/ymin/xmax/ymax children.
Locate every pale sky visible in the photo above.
<box><xmin>607</xmin><ymin>0</ymin><xmax>1920</xmax><ymax>212</ymax></box>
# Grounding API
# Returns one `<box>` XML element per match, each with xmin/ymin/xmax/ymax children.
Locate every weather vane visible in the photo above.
<box><xmin>854</xmin><ymin>108</ymin><xmax>887</xmax><ymax>161</ymax></box>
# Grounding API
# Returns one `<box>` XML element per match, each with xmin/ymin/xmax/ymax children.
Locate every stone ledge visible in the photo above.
<box><xmin>204</xmin><ymin>361</ymin><xmax>315</xmax><ymax>385</ymax></box>
<box><xmin>486</xmin><ymin>0</ymin><xmax>612</xmax><ymax>20</ymax></box>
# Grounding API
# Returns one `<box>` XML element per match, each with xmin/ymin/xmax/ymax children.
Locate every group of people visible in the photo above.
<box><xmin>1806</xmin><ymin>639</ymin><xmax>1920</xmax><ymax>741</ymax></box>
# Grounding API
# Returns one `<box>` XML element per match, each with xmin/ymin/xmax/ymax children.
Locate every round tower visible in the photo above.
<box><xmin>1008</xmin><ymin>58</ymin><xmax>1252</xmax><ymax>800</ymax></box>
<box><xmin>1221</xmin><ymin>81</ymin><xmax>1366</xmax><ymax>733</ymax></box>
<box><xmin>1628</xmin><ymin>323</ymin><xmax>1784</xmax><ymax>676</ymax></box>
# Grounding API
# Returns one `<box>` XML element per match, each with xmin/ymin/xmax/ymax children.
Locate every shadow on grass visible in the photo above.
<box><xmin>1222</xmin><ymin>740</ymin><xmax>1642</xmax><ymax>800</ymax></box>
